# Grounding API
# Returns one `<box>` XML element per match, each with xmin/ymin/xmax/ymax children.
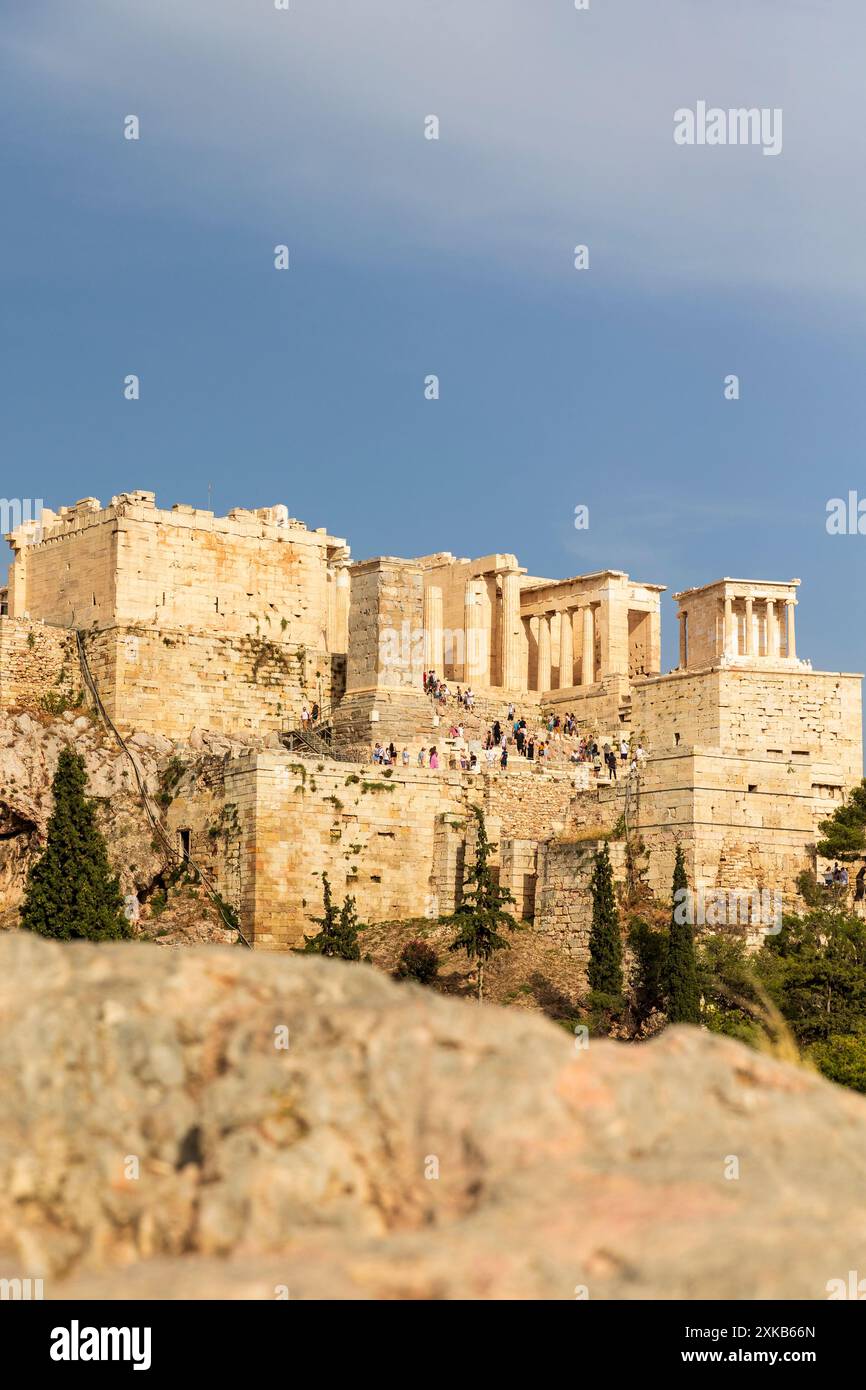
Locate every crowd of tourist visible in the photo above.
<box><xmin>366</xmin><ymin>670</ymin><xmax>648</xmax><ymax>777</ymax></box>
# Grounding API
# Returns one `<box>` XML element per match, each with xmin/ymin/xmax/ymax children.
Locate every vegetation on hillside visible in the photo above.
<box><xmin>20</xmin><ymin>748</ymin><xmax>130</xmax><ymax>941</ymax></box>
<box><xmin>665</xmin><ymin>846</ymin><xmax>700</xmax><ymax>1024</ymax></box>
<box><xmin>298</xmin><ymin>872</ymin><xmax>363</xmax><ymax>960</ymax></box>
<box><xmin>816</xmin><ymin>779</ymin><xmax>866</xmax><ymax>861</ymax></box>
<box><xmin>440</xmin><ymin>806</ymin><xmax>520</xmax><ymax>1000</ymax></box>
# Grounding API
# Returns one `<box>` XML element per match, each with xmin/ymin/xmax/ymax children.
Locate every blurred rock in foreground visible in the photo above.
<box><xmin>1</xmin><ymin>933</ymin><xmax>864</xmax><ymax>1300</ymax></box>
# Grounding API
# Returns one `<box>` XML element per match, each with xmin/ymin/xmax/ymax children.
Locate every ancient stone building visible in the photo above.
<box><xmin>330</xmin><ymin>552</ymin><xmax>664</xmax><ymax>749</ymax></box>
<box><xmin>3</xmin><ymin>492</ymin><xmax>350</xmax><ymax>737</ymax></box>
<box><xmin>601</xmin><ymin>578</ymin><xmax>863</xmax><ymax>913</ymax></box>
<box><xmin>2</xmin><ymin>493</ymin><xmax>862</xmax><ymax>953</ymax></box>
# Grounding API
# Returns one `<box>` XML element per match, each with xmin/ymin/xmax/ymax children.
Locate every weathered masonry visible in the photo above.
<box><xmin>2</xmin><ymin>493</ymin><xmax>862</xmax><ymax>951</ymax></box>
<box><xmin>3</xmin><ymin>492</ymin><xmax>350</xmax><ymax>737</ymax></box>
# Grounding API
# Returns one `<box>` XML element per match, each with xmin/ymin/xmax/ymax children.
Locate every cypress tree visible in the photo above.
<box><xmin>666</xmin><ymin>844</ymin><xmax>700</xmax><ymax>1023</ymax></box>
<box><xmin>299</xmin><ymin>873</ymin><xmax>362</xmax><ymax>960</ymax></box>
<box><xmin>20</xmin><ymin>747</ymin><xmax>129</xmax><ymax>940</ymax></box>
<box><xmin>587</xmin><ymin>840</ymin><xmax>623</xmax><ymax>996</ymax></box>
<box><xmin>444</xmin><ymin>806</ymin><xmax>520</xmax><ymax>1000</ymax></box>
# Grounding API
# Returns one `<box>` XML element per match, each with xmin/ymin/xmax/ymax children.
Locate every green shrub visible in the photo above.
<box><xmin>395</xmin><ymin>939</ymin><xmax>439</xmax><ymax>985</ymax></box>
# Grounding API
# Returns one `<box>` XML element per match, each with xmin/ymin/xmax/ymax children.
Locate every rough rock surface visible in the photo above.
<box><xmin>0</xmin><ymin>711</ymin><xmax>245</xmax><ymax>944</ymax></box>
<box><xmin>1</xmin><ymin>933</ymin><xmax>865</xmax><ymax>1300</ymax></box>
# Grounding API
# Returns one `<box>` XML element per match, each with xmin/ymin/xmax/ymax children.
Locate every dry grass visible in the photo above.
<box><xmin>359</xmin><ymin>916</ymin><xmax>587</xmax><ymax>1021</ymax></box>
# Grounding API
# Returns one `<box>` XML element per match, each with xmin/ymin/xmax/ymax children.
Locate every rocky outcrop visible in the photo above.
<box><xmin>1</xmin><ymin>933</ymin><xmax>865</xmax><ymax>1299</ymax></box>
<box><xmin>0</xmin><ymin>710</ymin><xmax>160</xmax><ymax>918</ymax></box>
<box><xmin>0</xmin><ymin>711</ymin><xmax>251</xmax><ymax>942</ymax></box>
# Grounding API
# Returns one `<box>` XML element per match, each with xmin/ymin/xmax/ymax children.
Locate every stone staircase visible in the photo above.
<box><xmin>280</xmin><ymin>704</ymin><xmax>356</xmax><ymax>762</ymax></box>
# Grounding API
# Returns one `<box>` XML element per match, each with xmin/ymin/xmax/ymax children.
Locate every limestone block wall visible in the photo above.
<box><xmin>631</xmin><ymin>669</ymin><xmax>724</xmax><ymax>751</ymax></box>
<box><xmin>433</xmin><ymin>813</ymin><xmax>467</xmax><ymax>915</ymax></box>
<box><xmin>717</xmin><ymin>669</ymin><xmax>862</xmax><ymax>785</ymax></box>
<box><xmin>166</xmin><ymin>750</ymin><xmax>607</xmax><ymax>948</ymax></box>
<box><xmin>247</xmin><ymin>756</ymin><xmax>473</xmax><ymax>948</ymax></box>
<box><xmin>634</xmin><ymin>666</ymin><xmax>862</xmax><ymax>785</ymax></box>
<box><xmin>331</xmin><ymin>688</ymin><xmax>435</xmax><ymax>756</ymax></box>
<box><xmin>113</xmin><ymin>508</ymin><xmax>335</xmax><ymax>647</ymax></box>
<box><xmin>0</xmin><ymin>618</ymin><xmax>79</xmax><ymax>712</ymax></box>
<box><xmin>80</xmin><ymin>626</ymin><xmax>330</xmax><ymax>738</ymax></box>
<box><xmin>165</xmin><ymin>757</ymin><xmax>257</xmax><ymax>931</ymax></box>
<box><xmin>534</xmin><ymin>838</ymin><xmax>627</xmax><ymax>963</ymax></box>
<box><xmin>346</xmin><ymin>559</ymin><xmax>424</xmax><ymax>694</ymax></box>
<box><xmin>500</xmin><ymin>838</ymin><xmax>538</xmax><ymax>919</ymax></box>
<box><xmin>481</xmin><ymin>768</ymin><xmax>579</xmax><ymax>842</ymax></box>
<box><xmin>5</xmin><ymin>493</ymin><xmax>349</xmax><ymax>739</ymax></box>
<box><xmin>7</xmin><ymin>502</ymin><xmax>119</xmax><ymax>627</ymax></box>
<box><xmin>8</xmin><ymin>494</ymin><xmax>343</xmax><ymax>652</ymax></box>
<box><xmin>598</xmin><ymin>747</ymin><xmax>837</xmax><ymax>913</ymax></box>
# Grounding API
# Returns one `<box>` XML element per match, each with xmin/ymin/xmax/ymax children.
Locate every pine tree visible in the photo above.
<box><xmin>666</xmin><ymin>844</ymin><xmax>700</xmax><ymax>1023</ymax></box>
<box><xmin>299</xmin><ymin>873</ymin><xmax>362</xmax><ymax>960</ymax></box>
<box><xmin>20</xmin><ymin>747</ymin><xmax>130</xmax><ymax>941</ymax></box>
<box><xmin>587</xmin><ymin>840</ymin><xmax>623</xmax><ymax>996</ymax></box>
<box><xmin>444</xmin><ymin>806</ymin><xmax>520</xmax><ymax>1000</ymax></box>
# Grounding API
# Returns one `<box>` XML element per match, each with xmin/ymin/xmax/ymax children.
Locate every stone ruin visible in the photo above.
<box><xmin>0</xmin><ymin>493</ymin><xmax>861</xmax><ymax>950</ymax></box>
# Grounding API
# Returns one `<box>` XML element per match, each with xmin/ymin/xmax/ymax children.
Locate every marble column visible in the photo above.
<box><xmin>581</xmin><ymin>605</ymin><xmax>595</xmax><ymax>685</ymax></box>
<box><xmin>558</xmin><ymin>607</ymin><xmax>574</xmax><ymax>688</ymax></box>
<box><xmin>537</xmin><ymin>612</ymin><xmax>552</xmax><ymax>692</ymax></box>
<box><xmin>744</xmin><ymin>596</ymin><xmax>753</xmax><ymax>656</ymax></box>
<box><xmin>463</xmin><ymin>579</ymin><xmax>476</xmax><ymax>681</ymax></box>
<box><xmin>785</xmin><ymin>598</ymin><xmax>796</xmax><ymax>658</ymax></box>
<box><xmin>678</xmin><ymin>610</ymin><xmax>687</xmax><ymax>669</ymax></box>
<box><xmin>500</xmin><ymin>570</ymin><xmax>522</xmax><ymax>690</ymax></box>
<box><xmin>423</xmin><ymin>584</ymin><xmax>444</xmax><ymax>673</ymax></box>
<box><xmin>723</xmin><ymin>594</ymin><xmax>734</xmax><ymax>658</ymax></box>
<box><xmin>767</xmin><ymin>599</ymin><xmax>780</xmax><ymax>659</ymax></box>
<box><xmin>521</xmin><ymin>615</ymin><xmax>532</xmax><ymax>690</ymax></box>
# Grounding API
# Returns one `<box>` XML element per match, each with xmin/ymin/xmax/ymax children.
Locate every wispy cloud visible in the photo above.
<box><xmin>5</xmin><ymin>0</ymin><xmax>866</xmax><ymax>303</ymax></box>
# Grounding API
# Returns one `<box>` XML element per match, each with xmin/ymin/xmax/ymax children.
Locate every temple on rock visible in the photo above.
<box><xmin>1</xmin><ymin>492</ymin><xmax>861</xmax><ymax>952</ymax></box>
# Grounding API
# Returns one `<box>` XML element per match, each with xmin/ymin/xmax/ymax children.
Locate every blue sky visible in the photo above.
<box><xmin>2</xmin><ymin>0</ymin><xmax>865</xmax><ymax>674</ymax></box>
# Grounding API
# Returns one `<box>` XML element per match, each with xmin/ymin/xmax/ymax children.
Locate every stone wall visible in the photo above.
<box><xmin>6</xmin><ymin>492</ymin><xmax>346</xmax><ymax>738</ymax></box>
<box><xmin>346</xmin><ymin>559</ymin><xmax>424</xmax><ymax>694</ymax></box>
<box><xmin>481</xmin><ymin>767</ymin><xmax>580</xmax><ymax>841</ymax></box>
<box><xmin>633</xmin><ymin>666</ymin><xmax>862</xmax><ymax>783</ymax></box>
<box><xmin>615</xmin><ymin>664</ymin><xmax>864</xmax><ymax>912</ymax></box>
<box><xmin>0</xmin><ymin>618</ymin><xmax>79</xmax><ymax>713</ymax></box>
<box><xmin>331</xmin><ymin>687</ymin><xmax>434</xmax><ymax>756</ymax></box>
<box><xmin>6</xmin><ymin>502</ymin><xmax>119</xmax><ymax>627</ymax></box>
<box><xmin>167</xmin><ymin>751</ymin><xmax>602</xmax><ymax>948</ymax></box>
<box><xmin>500</xmin><ymin>838</ymin><xmax>538</xmax><ymax>919</ymax></box>
<box><xmin>534</xmin><ymin>837</ymin><xmax>627</xmax><ymax>962</ymax></box>
<box><xmin>598</xmin><ymin>745</ymin><xmax>845</xmax><ymax>915</ymax></box>
<box><xmin>80</xmin><ymin>626</ymin><xmax>331</xmax><ymax>739</ymax></box>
